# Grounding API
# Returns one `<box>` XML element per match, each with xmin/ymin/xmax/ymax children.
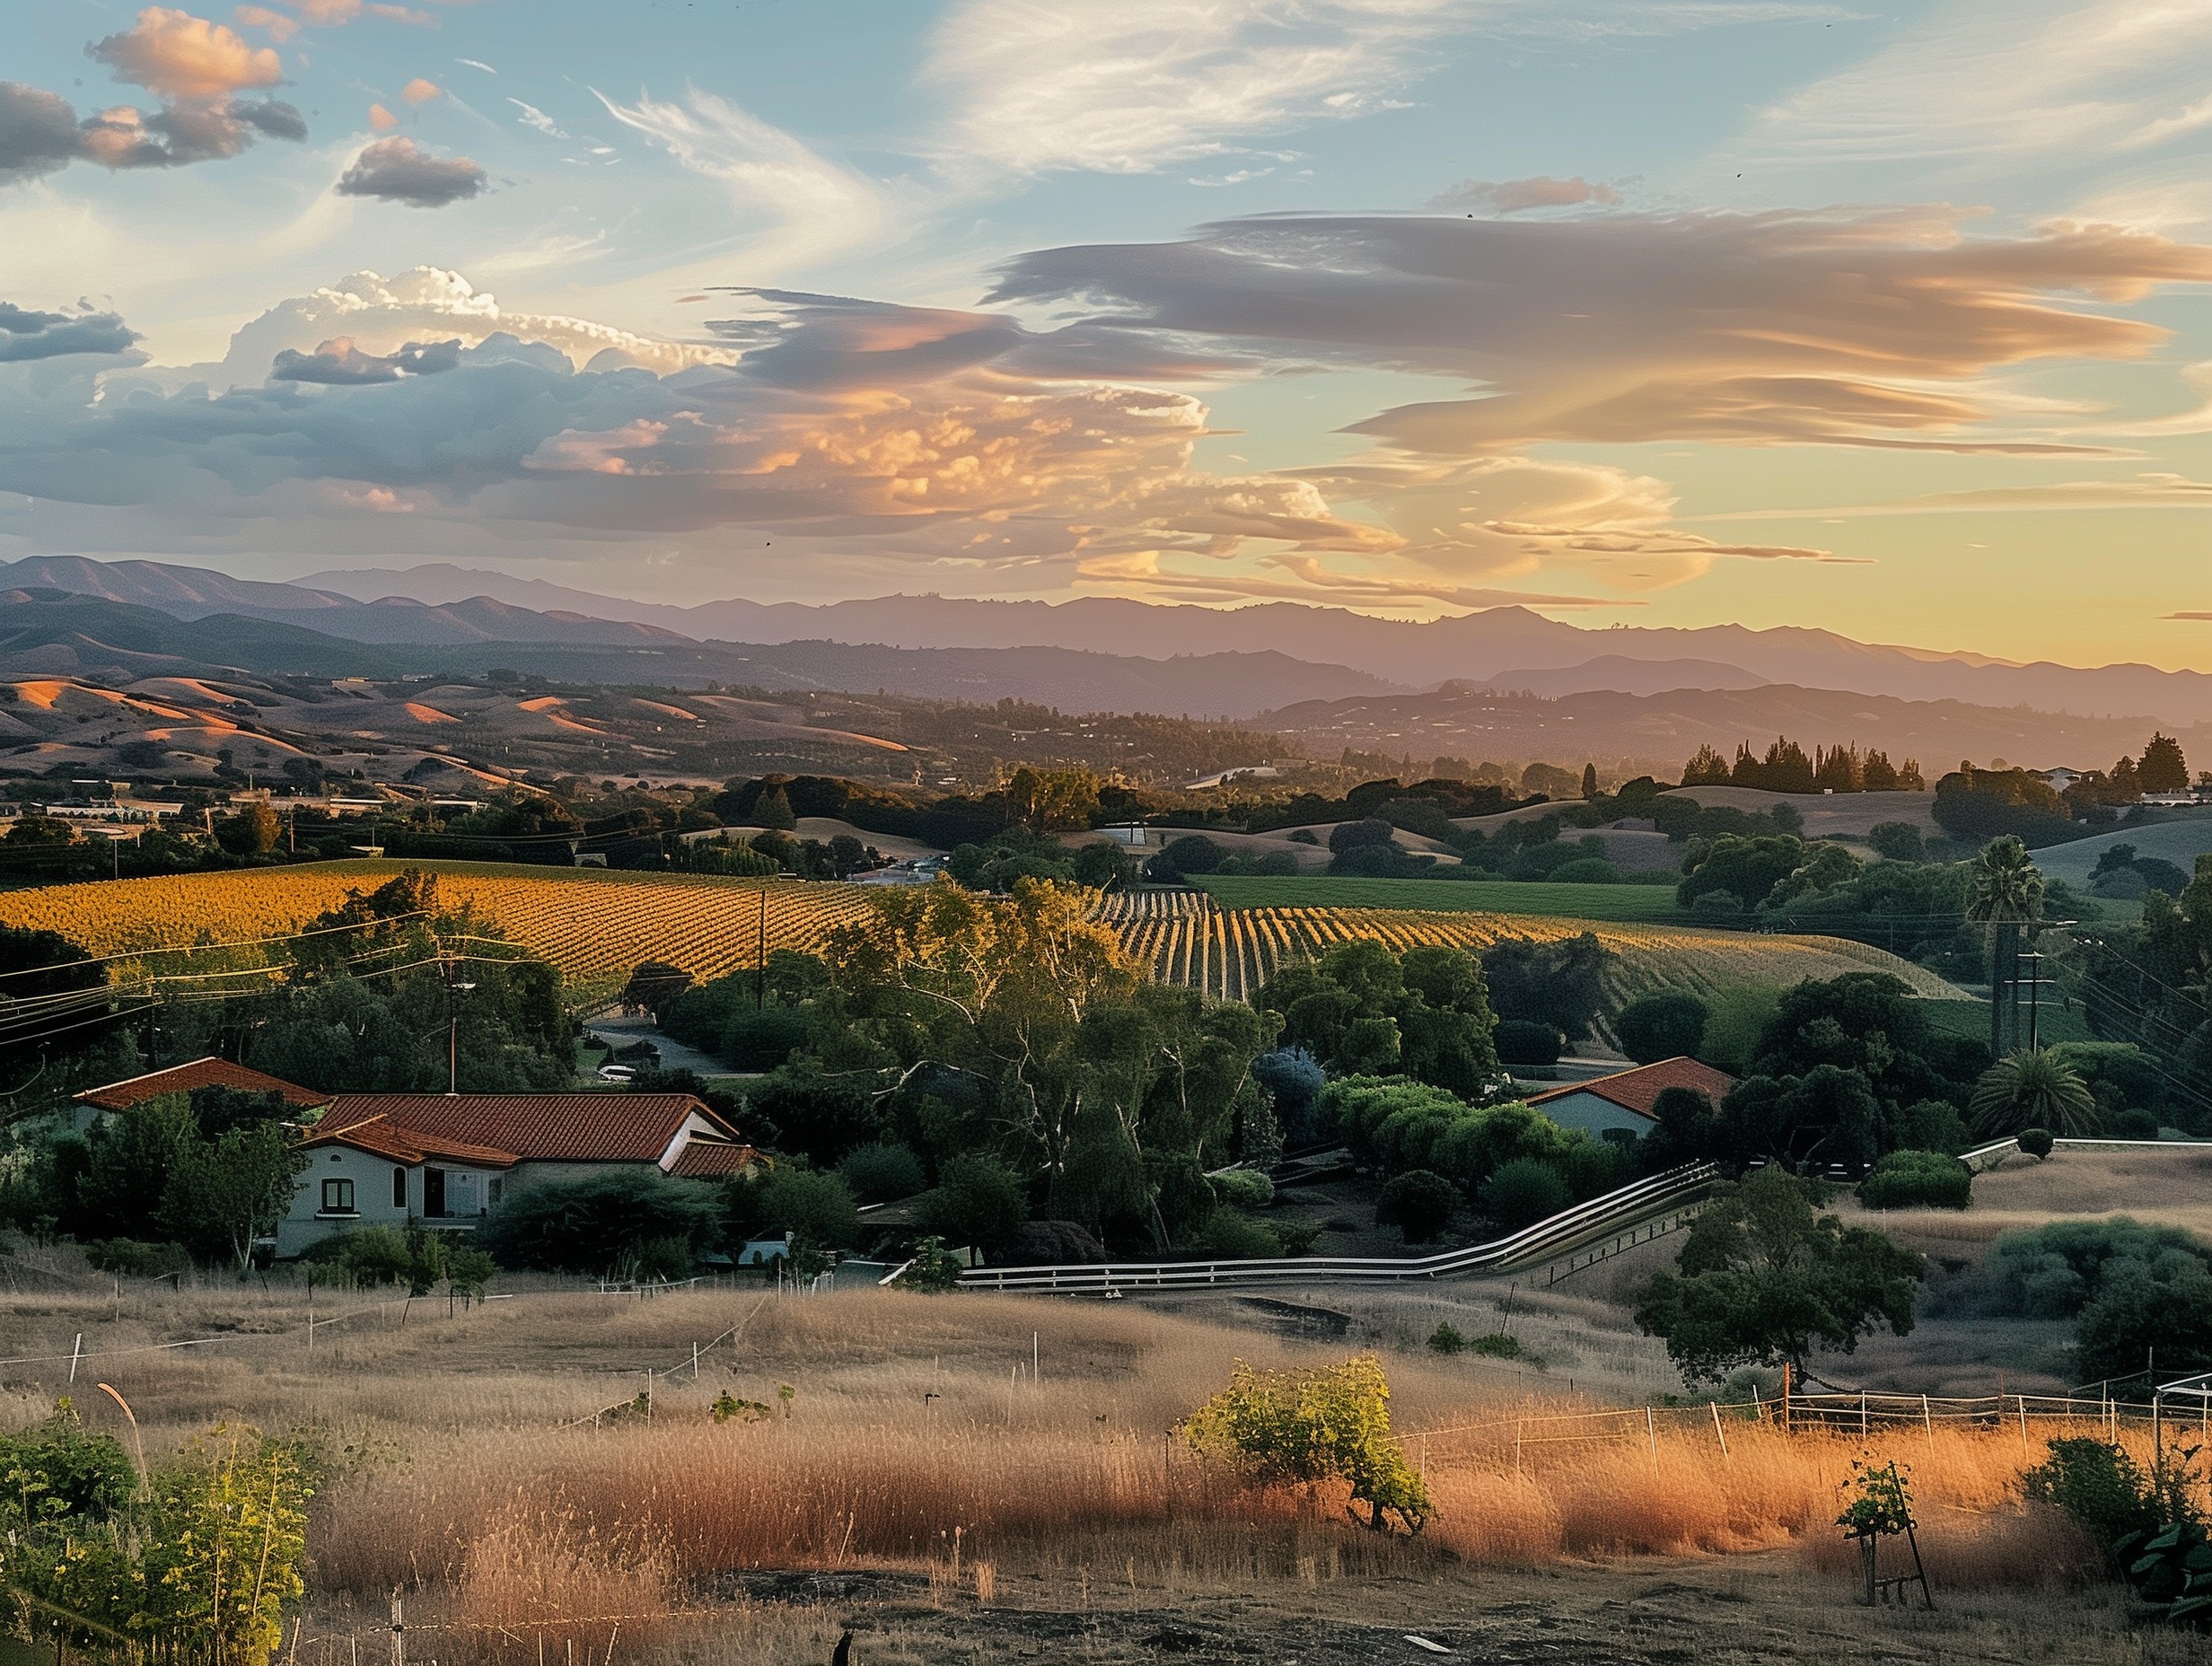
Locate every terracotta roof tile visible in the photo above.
<box><xmin>1526</xmin><ymin>1057</ymin><xmax>1735</xmax><ymax>1122</ymax></box>
<box><xmin>669</xmin><ymin>1140</ymin><xmax>768</xmax><ymax>1179</ymax></box>
<box><xmin>76</xmin><ymin>1057</ymin><xmax>328</xmax><ymax>1113</ymax></box>
<box><xmin>320</xmin><ymin>1093</ymin><xmax>740</xmax><ymax>1164</ymax></box>
<box><xmin>298</xmin><ymin>1115</ymin><xmax>518</xmax><ymax>1168</ymax></box>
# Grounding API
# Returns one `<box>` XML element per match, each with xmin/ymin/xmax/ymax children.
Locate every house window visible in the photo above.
<box><xmin>488</xmin><ymin>1177</ymin><xmax>504</xmax><ymax>1206</ymax></box>
<box><xmin>320</xmin><ymin>1178</ymin><xmax>356</xmax><ymax>1214</ymax></box>
<box><xmin>393</xmin><ymin>1166</ymin><xmax>408</xmax><ymax>1208</ymax></box>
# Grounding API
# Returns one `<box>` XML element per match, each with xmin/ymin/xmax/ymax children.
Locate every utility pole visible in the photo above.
<box><xmin>756</xmin><ymin>882</ymin><xmax>767</xmax><ymax>1011</ymax></box>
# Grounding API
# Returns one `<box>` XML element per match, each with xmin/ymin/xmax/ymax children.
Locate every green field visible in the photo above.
<box><xmin>1192</xmin><ymin>875</ymin><xmax>1688</xmax><ymax>922</ymax></box>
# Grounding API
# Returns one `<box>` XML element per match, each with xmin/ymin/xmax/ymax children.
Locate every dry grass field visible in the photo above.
<box><xmin>3</xmin><ymin>1250</ymin><xmax>2205</xmax><ymax>1666</ymax></box>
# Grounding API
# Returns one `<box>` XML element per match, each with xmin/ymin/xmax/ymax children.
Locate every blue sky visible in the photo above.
<box><xmin>4</xmin><ymin>1</ymin><xmax>2211</xmax><ymax>667</ymax></box>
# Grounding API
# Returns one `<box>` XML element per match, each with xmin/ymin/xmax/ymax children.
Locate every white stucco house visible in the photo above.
<box><xmin>1525</xmin><ymin>1057</ymin><xmax>1736</xmax><ymax>1142</ymax></box>
<box><xmin>275</xmin><ymin>1092</ymin><xmax>765</xmax><ymax>1258</ymax></box>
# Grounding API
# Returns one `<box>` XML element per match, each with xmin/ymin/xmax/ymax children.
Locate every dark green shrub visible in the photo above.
<box><xmin>1375</xmin><ymin>1169</ymin><xmax>1460</xmax><ymax>1244</ymax></box>
<box><xmin>1428</xmin><ymin>1321</ymin><xmax>1466</xmax><ymax>1354</ymax></box>
<box><xmin>836</xmin><ymin>1142</ymin><xmax>928</xmax><ymax>1203</ymax></box>
<box><xmin>479</xmin><ymin>1171</ymin><xmax>721</xmax><ymax>1274</ymax></box>
<box><xmin>1495</xmin><ymin>1019</ymin><xmax>1562</xmax><ymax>1066</ymax></box>
<box><xmin>1857</xmin><ymin>1149</ymin><xmax>1971</xmax><ymax>1211</ymax></box>
<box><xmin>1158</xmin><ymin>835</ymin><xmax>1225</xmax><ymax>876</ymax></box>
<box><xmin>1194</xmin><ymin>1206</ymin><xmax>1282</xmax><ymax>1258</ymax></box>
<box><xmin>1480</xmin><ymin>1157</ymin><xmax>1570</xmax><ymax>1228</ymax></box>
<box><xmin>83</xmin><ymin>1238</ymin><xmax>193</xmax><ymax>1277</ymax></box>
<box><xmin>2017</xmin><ymin>1127</ymin><xmax>2054</xmax><ymax>1158</ymax></box>
<box><xmin>914</xmin><ymin>1153</ymin><xmax>1030</xmax><ymax>1250</ymax></box>
<box><xmin>2023</xmin><ymin>1438</ymin><xmax>2163</xmax><ymax>1549</ymax></box>
<box><xmin>1470</xmin><ymin>1332</ymin><xmax>1523</xmax><ymax>1359</ymax></box>
<box><xmin>733</xmin><ymin>1167</ymin><xmax>861</xmax><ymax>1249</ymax></box>
<box><xmin>721</xmin><ymin>1006</ymin><xmax>812</xmax><ymax>1071</ymax></box>
<box><xmin>1547</xmin><ymin>857</ymin><xmax>1618</xmax><ymax>884</ymax></box>
<box><xmin>1616</xmin><ymin>991</ymin><xmax>1709</xmax><ymax>1065</ymax></box>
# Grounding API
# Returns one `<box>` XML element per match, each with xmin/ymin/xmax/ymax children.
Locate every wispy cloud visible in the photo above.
<box><xmin>592</xmin><ymin>85</ymin><xmax>886</xmax><ymax>270</ymax></box>
<box><xmin>1749</xmin><ymin>0</ymin><xmax>2212</xmax><ymax>166</ymax></box>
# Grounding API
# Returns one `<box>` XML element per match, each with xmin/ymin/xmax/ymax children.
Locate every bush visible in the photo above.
<box><xmin>2023</xmin><ymin>1438</ymin><xmax>2164</xmax><ymax>1549</ymax></box>
<box><xmin>1866</xmin><ymin>822</ymin><xmax>1925</xmax><ymax>863</ymax></box>
<box><xmin>720</xmin><ymin>1005</ymin><xmax>812</xmax><ymax>1071</ymax></box>
<box><xmin>1328</xmin><ymin>818</ymin><xmax>1397</xmax><ymax>854</ymax></box>
<box><xmin>2018</xmin><ymin>1126</ymin><xmax>2055</xmax><ymax>1159</ymax></box>
<box><xmin>1856</xmin><ymin>1149</ymin><xmax>1971</xmax><ymax>1210</ymax></box>
<box><xmin>1615</xmin><ymin>990</ymin><xmax>1709</xmax><ymax>1064</ymax></box>
<box><xmin>1494</xmin><ymin>1019</ymin><xmax>1562</xmax><ymax>1065</ymax></box>
<box><xmin>479</xmin><ymin>1171</ymin><xmax>721</xmax><ymax>1275</ymax></box>
<box><xmin>1427</xmin><ymin>1321</ymin><xmax>1466</xmax><ymax>1355</ymax></box>
<box><xmin>914</xmin><ymin>1153</ymin><xmax>1030</xmax><ymax>1250</ymax></box>
<box><xmin>83</xmin><ymin>1238</ymin><xmax>193</xmax><ymax>1277</ymax></box>
<box><xmin>837</xmin><ymin>1142</ymin><xmax>928</xmax><ymax>1204</ymax></box>
<box><xmin>734</xmin><ymin>1166</ymin><xmax>861</xmax><ymax>1250</ymax></box>
<box><xmin>1210</xmin><ymin>1167</ymin><xmax>1275</xmax><ymax>1209</ymax></box>
<box><xmin>1470</xmin><ymin>1332</ymin><xmax>1523</xmax><ymax>1359</ymax></box>
<box><xmin>1157</xmin><ymin>834</ymin><xmax>1225</xmax><ymax>875</ymax></box>
<box><xmin>1251</xmin><ymin>1047</ymin><xmax>1328</xmax><ymax>1145</ymax></box>
<box><xmin>1375</xmin><ymin>1169</ymin><xmax>1460</xmax><ymax>1244</ymax></box>
<box><xmin>1480</xmin><ymin>1157</ymin><xmax>1570</xmax><ymax>1227</ymax></box>
<box><xmin>1194</xmin><ymin>1206</ymin><xmax>1282</xmax><ymax>1258</ymax></box>
<box><xmin>998</xmin><ymin>1220</ymin><xmax>1106</xmax><ymax>1264</ymax></box>
<box><xmin>1183</xmin><ymin>1354</ymin><xmax>1430</xmax><ymax>1532</ymax></box>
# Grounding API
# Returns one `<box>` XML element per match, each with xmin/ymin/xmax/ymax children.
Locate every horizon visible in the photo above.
<box><xmin>3</xmin><ymin>2</ymin><xmax>2212</xmax><ymax>672</ymax></box>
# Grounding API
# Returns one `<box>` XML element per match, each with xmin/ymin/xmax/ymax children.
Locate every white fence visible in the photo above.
<box><xmin>956</xmin><ymin>1162</ymin><xmax>1720</xmax><ymax>1293</ymax></box>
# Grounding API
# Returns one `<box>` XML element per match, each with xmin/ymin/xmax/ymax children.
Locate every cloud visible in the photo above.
<box><xmin>335</xmin><ymin>136</ymin><xmax>486</xmax><ymax>206</ymax></box>
<box><xmin>88</xmin><ymin>7</ymin><xmax>284</xmax><ymax>101</ymax></box>
<box><xmin>0</xmin><ymin>303</ymin><xmax>142</xmax><ymax>362</ymax></box>
<box><xmin>233</xmin><ymin>5</ymin><xmax>298</xmax><ymax>42</ymax></box>
<box><xmin>0</xmin><ymin>83</ymin><xmax>85</xmax><ymax>185</ymax></box>
<box><xmin>1695</xmin><ymin>472</ymin><xmax>2212</xmax><ymax>519</ymax></box>
<box><xmin>3</xmin><ymin>10</ymin><xmax>305</xmax><ymax>182</ymax></box>
<box><xmin>268</xmin><ymin>335</ymin><xmax>460</xmax><ymax>381</ymax></box>
<box><xmin>369</xmin><ymin>102</ymin><xmax>398</xmax><ymax>132</ymax></box>
<box><xmin>987</xmin><ymin>207</ymin><xmax>2212</xmax><ymax>454</ymax></box>
<box><xmin>1429</xmin><ymin>174</ymin><xmax>1620</xmax><ymax>212</ymax></box>
<box><xmin>209</xmin><ymin>267</ymin><xmax>733</xmax><ymax>380</ymax></box>
<box><xmin>400</xmin><ymin>78</ymin><xmax>443</xmax><ymax>104</ymax></box>
<box><xmin>508</xmin><ymin>99</ymin><xmax>565</xmax><ymax>137</ymax></box>
<box><xmin>1749</xmin><ymin>0</ymin><xmax>2212</xmax><ymax>168</ymax></box>
<box><xmin>593</xmin><ymin>86</ymin><xmax>883</xmax><ymax>268</ymax></box>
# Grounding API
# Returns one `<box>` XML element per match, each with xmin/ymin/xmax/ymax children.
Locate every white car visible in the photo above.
<box><xmin>596</xmin><ymin>1063</ymin><xmax>637</xmax><ymax>1082</ymax></box>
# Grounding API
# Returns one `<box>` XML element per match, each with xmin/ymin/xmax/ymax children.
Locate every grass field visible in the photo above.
<box><xmin>2028</xmin><ymin>811</ymin><xmax>2212</xmax><ymax>886</ymax></box>
<box><xmin>0</xmin><ymin>1261</ymin><xmax>2173</xmax><ymax>1665</ymax></box>
<box><xmin>1194</xmin><ymin>875</ymin><xmax>1687</xmax><ymax>921</ymax></box>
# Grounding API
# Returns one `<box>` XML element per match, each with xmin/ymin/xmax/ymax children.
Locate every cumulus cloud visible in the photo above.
<box><xmin>88</xmin><ymin>7</ymin><xmax>284</xmax><ymax>101</ymax></box>
<box><xmin>2</xmin><ymin>10</ymin><xmax>305</xmax><ymax>182</ymax></box>
<box><xmin>1429</xmin><ymin>175</ymin><xmax>1619</xmax><ymax>212</ymax></box>
<box><xmin>335</xmin><ymin>136</ymin><xmax>487</xmax><ymax>205</ymax></box>
<box><xmin>268</xmin><ymin>335</ymin><xmax>460</xmax><ymax>381</ymax></box>
<box><xmin>988</xmin><ymin>208</ymin><xmax>2212</xmax><ymax>454</ymax></box>
<box><xmin>209</xmin><ymin>267</ymin><xmax>732</xmax><ymax>381</ymax></box>
<box><xmin>0</xmin><ymin>303</ymin><xmax>142</xmax><ymax>362</ymax></box>
<box><xmin>400</xmin><ymin>78</ymin><xmax>443</xmax><ymax>104</ymax></box>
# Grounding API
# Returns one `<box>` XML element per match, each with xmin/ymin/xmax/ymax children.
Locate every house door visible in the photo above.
<box><xmin>425</xmin><ymin>1167</ymin><xmax>446</xmax><ymax>1217</ymax></box>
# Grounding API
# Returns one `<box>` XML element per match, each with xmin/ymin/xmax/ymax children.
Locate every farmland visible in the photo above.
<box><xmin>0</xmin><ymin>861</ymin><xmax>1969</xmax><ymax>1010</ymax></box>
<box><xmin>1096</xmin><ymin>888</ymin><xmax>1966</xmax><ymax>1005</ymax></box>
<box><xmin>1194</xmin><ymin>875</ymin><xmax>1687</xmax><ymax>921</ymax></box>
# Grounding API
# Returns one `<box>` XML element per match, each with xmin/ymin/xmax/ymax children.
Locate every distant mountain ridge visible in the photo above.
<box><xmin>295</xmin><ymin>561</ymin><xmax>2212</xmax><ymax>727</ymax></box>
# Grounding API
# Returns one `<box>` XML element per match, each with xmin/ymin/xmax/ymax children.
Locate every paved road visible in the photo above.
<box><xmin>584</xmin><ymin>1013</ymin><xmax>729</xmax><ymax>1077</ymax></box>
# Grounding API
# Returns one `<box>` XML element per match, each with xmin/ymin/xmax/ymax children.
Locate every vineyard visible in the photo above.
<box><xmin>0</xmin><ymin>863</ymin><xmax>1970</xmax><ymax>1012</ymax></box>
<box><xmin>1092</xmin><ymin>889</ymin><xmax>1968</xmax><ymax>1006</ymax></box>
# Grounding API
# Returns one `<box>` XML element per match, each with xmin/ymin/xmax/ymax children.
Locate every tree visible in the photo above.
<box><xmin>1374</xmin><ymin>1170</ymin><xmax>1459</xmax><ymax>1243</ymax></box>
<box><xmin>1682</xmin><ymin>744</ymin><xmax>1730</xmax><ymax>786</ymax></box>
<box><xmin>2138</xmin><ymin>732</ymin><xmax>2190</xmax><ymax>794</ymax></box>
<box><xmin>1480</xmin><ymin>1155</ymin><xmax>1570</xmax><ymax>1227</ymax></box>
<box><xmin>753</xmin><ymin>785</ymin><xmax>798</xmax><ymax>830</ymax></box>
<box><xmin>1970</xmin><ymin>1048</ymin><xmax>2099</xmax><ymax>1136</ymax></box>
<box><xmin>1182</xmin><ymin>1354</ymin><xmax>1430</xmax><ymax>1532</ymax></box>
<box><xmin>159</xmin><ymin>1121</ymin><xmax>308</xmax><ymax>1268</ymax></box>
<box><xmin>1480</xmin><ymin>933</ymin><xmax>1609</xmax><ymax>1041</ymax></box>
<box><xmin>1632</xmin><ymin>1168</ymin><xmax>1925</xmax><ymax>1381</ymax></box>
<box><xmin>1866</xmin><ymin>821</ymin><xmax>1924</xmax><ymax>863</ymax></box>
<box><xmin>1580</xmin><ymin>763</ymin><xmax>1598</xmax><ymax>800</ymax></box>
<box><xmin>1005</xmin><ymin>766</ymin><xmax>1101</xmax><ymax>834</ymax></box>
<box><xmin>1678</xmin><ymin>833</ymin><xmax>1807</xmax><ymax>910</ymax></box>
<box><xmin>733</xmin><ymin>1166</ymin><xmax>861</xmax><ymax>1249</ymax></box>
<box><xmin>916</xmin><ymin>1153</ymin><xmax>1031</xmax><ymax>1250</ymax></box>
<box><xmin>1964</xmin><ymin>835</ymin><xmax>2044</xmax><ymax>1057</ymax></box>
<box><xmin>1616</xmin><ymin>991</ymin><xmax>1709</xmax><ymax>1064</ymax></box>
<box><xmin>478</xmin><ymin>1170</ymin><xmax>721</xmax><ymax>1275</ymax></box>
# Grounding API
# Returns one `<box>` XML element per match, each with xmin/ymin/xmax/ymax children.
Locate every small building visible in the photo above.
<box><xmin>275</xmin><ymin>1092</ymin><xmax>765</xmax><ymax>1257</ymax></box>
<box><xmin>73</xmin><ymin>1057</ymin><xmax>330</xmax><ymax>1133</ymax></box>
<box><xmin>1525</xmin><ymin>1057</ymin><xmax>1736</xmax><ymax>1143</ymax></box>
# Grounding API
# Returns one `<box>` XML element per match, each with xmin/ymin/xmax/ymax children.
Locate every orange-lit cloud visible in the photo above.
<box><xmin>368</xmin><ymin>102</ymin><xmax>398</xmax><ymax>131</ymax></box>
<box><xmin>89</xmin><ymin>7</ymin><xmax>284</xmax><ymax>102</ymax></box>
<box><xmin>400</xmin><ymin>77</ymin><xmax>442</xmax><ymax>104</ymax></box>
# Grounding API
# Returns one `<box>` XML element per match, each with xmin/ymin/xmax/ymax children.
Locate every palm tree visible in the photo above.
<box><xmin>1964</xmin><ymin>836</ymin><xmax>2044</xmax><ymax>1056</ymax></box>
<box><xmin>1969</xmin><ymin>1047</ymin><xmax>2099</xmax><ymax>1137</ymax></box>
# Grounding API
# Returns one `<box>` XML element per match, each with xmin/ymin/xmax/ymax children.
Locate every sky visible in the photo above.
<box><xmin>3</xmin><ymin>0</ymin><xmax>2212</xmax><ymax>669</ymax></box>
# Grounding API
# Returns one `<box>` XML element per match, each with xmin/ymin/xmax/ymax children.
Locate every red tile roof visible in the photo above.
<box><xmin>76</xmin><ymin>1057</ymin><xmax>328</xmax><ymax>1113</ymax></box>
<box><xmin>1527</xmin><ymin>1057</ymin><xmax>1735</xmax><ymax>1122</ymax></box>
<box><xmin>668</xmin><ymin>1140</ymin><xmax>768</xmax><ymax>1179</ymax></box>
<box><xmin>319</xmin><ymin>1093</ymin><xmax>740</xmax><ymax>1165</ymax></box>
<box><xmin>299</xmin><ymin>1116</ymin><xmax>519</xmax><ymax>1169</ymax></box>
